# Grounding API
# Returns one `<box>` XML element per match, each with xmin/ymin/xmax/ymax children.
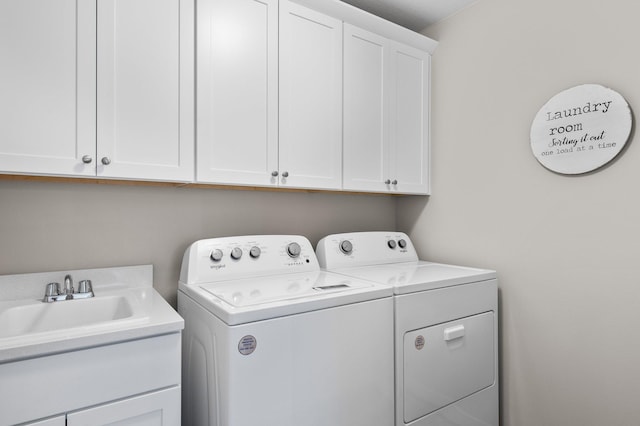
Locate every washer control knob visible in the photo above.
<box><xmin>339</xmin><ymin>240</ymin><xmax>353</xmax><ymax>254</ymax></box>
<box><xmin>398</xmin><ymin>239</ymin><xmax>407</xmax><ymax>249</ymax></box>
<box><xmin>286</xmin><ymin>242</ymin><xmax>301</xmax><ymax>258</ymax></box>
<box><xmin>387</xmin><ymin>240</ymin><xmax>397</xmax><ymax>249</ymax></box>
<box><xmin>249</xmin><ymin>246</ymin><xmax>261</xmax><ymax>259</ymax></box>
<box><xmin>230</xmin><ymin>247</ymin><xmax>243</xmax><ymax>260</ymax></box>
<box><xmin>210</xmin><ymin>249</ymin><xmax>223</xmax><ymax>262</ymax></box>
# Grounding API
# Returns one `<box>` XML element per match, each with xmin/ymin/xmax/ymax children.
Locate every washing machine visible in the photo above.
<box><xmin>178</xmin><ymin>235</ymin><xmax>394</xmax><ymax>426</ymax></box>
<box><xmin>316</xmin><ymin>231</ymin><xmax>499</xmax><ymax>426</ymax></box>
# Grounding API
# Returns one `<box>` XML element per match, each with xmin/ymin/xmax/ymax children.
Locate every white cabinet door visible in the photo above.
<box><xmin>279</xmin><ymin>1</ymin><xmax>343</xmax><ymax>190</ymax></box>
<box><xmin>0</xmin><ymin>0</ymin><xmax>96</xmax><ymax>176</ymax></box>
<box><xmin>96</xmin><ymin>0</ymin><xmax>194</xmax><ymax>182</ymax></box>
<box><xmin>343</xmin><ymin>24</ymin><xmax>390</xmax><ymax>192</ymax></box>
<box><xmin>24</xmin><ymin>416</ymin><xmax>66</xmax><ymax>426</ymax></box>
<box><xmin>196</xmin><ymin>0</ymin><xmax>278</xmax><ymax>186</ymax></box>
<box><xmin>67</xmin><ymin>387</ymin><xmax>180</xmax><ymax>426</ymax></box>
<box><xmin>389</xmin><ymin>42</ymin><xmax>430</xmax><ymax>194</ymax></box>
<box><xmin>343</xmin><ymin>25</ymin><xmax>430</xmax><ymax>195</ymax></box>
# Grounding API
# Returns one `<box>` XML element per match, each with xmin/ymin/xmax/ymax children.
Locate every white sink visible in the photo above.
<box><xmin>0</xmin><ymin>265</ymin><xmax>183</xmax><ymax>363</ymax></box>
<box><xmin>0</xmin><ymin>295</ymin><xmax>134</xmax><ymax>338</ymax></box>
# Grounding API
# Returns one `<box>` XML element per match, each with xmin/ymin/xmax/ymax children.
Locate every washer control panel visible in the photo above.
<box><xmin>180</xmin><ymin>235</ymin><xmax>317</xmax><ymax>284</ymax></box>
<box><xmin>316</xmin><ymin>231</ymin><xmax>419</xmax><ymax>269</ymax></box>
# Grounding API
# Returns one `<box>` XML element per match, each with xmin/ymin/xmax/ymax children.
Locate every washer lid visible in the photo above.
<box><xmin>334</xmin><ymin>261</ymin><xmax>496</xmax><ymax>294</ymax></box>
<box><xmin>179</xmin><ymin>271</ymin><xmax>392</xmax><ymax>325</ymax></box>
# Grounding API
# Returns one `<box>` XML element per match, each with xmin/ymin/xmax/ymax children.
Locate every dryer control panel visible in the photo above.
<box><xmin>180</xmin><ymin>235</ymin><xmax>318</xmax><ymax>284</ymax></box>
<box><xmin>316</xmin><ymin>231</ymin><xmax>419</xmax><ymax>269</ymax></box>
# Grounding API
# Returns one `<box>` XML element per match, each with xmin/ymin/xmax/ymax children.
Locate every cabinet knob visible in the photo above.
<box><xmin>281</xmin><ymin>171</ymin><xmax>289</xmax><ymax>178</ymax></box>
<box><xmin>82</xmin><ymin>155</ymin><xmax>93</xmax><ymax>164</ymax></box>
<box><xmin>392</xmin><ymin>179</ymin><xmax>398</xmax><ymax>185</ymax></box>
<box><xmin>384</xmin><ymin>179</ymin><xmax>391</xmax><ymax>185</ymax></box>
<box><xmin>271</xmin><ymin>171</ymin><xmax>279</xmax><ymax>177</ymax></box>
<box><xmin>101</xmin><ymin>157</ymin><xmax>111</xmax><ymax>165</ymax></box>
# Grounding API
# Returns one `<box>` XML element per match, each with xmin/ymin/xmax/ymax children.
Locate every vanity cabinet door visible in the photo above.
<box><xmin>0</xmin><ymin>0</ymin><xmax>96</xmax><ymax>176</ymax></box>
<box><xmin>96</xmin><ymin>0</ymin><xmax>194</xmax><ymax>182</ymax></box>
<box><xmin>279</xmin><ymin>1</ymin><xmax>343</xmax><ymax>190</ymax></box>
<box><xmin>196</xmin><ymin>0</ymin><xmax>279</xmax><ymax>186</ymax></box>
<box><xmin>66</xmin><ymin>387</ymin><xmax>180</xmax><ymax>426</ymax></box>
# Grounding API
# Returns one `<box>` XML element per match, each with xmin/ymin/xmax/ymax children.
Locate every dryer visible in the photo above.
<box><xmin>178</xmin><ymin>235</ymin><xmax>394</xmax><ymax>426</ymax></box>
<box><xmin>316</xmin><ymin>231</ymin><xmax>499</xmax><ymax>426</ymax></box>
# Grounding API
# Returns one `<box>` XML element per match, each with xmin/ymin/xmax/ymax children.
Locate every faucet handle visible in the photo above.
<box><xmin>78</xmin><ymin>280</ymin><xmax>93</xmax><ymax>294</ymax></box>
<box><xmin>45</xmin><ymin>282</ymin><xmax>60</xmax><ymax>296</ymax></box>
<box><xmin>43</xmin><ymin>282</ymin><xmax>60</xmax><ymax>302</ymax></box>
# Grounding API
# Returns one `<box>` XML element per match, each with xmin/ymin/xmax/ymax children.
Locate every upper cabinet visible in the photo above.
<box><xmin>343</xmin><ymin>24</ymin><xmax>430</xmax><ymax>194</ymax></box>
<box><xmin>197</xmin><ymin>0</ymin><xmax>342</xmax><ymax>190</ymax></box>
<box><xmin>196</xmin><ymin>0</ymin><xmax>279</xmax><ymax>187</ymax></box>
<box><xmin>197</xmin><ymin>0</ymin><xmax>433</xmax><ymax>194</ymax></box>
<box><xmin>0</xmin><ymin>0</ymin><xmax>96</xmax><ymax>177</ymax></box>
<box><xmin>96</xmin><ymin>0</ymin><xmax>194</xmax><ymax>182</ymax></box>
<box><xmin>343</xmin><ymin>25</ymin><xmax>388</xmax><ymax>193</ymax></box>
<box><xmin>0</xmin><ymin>0</ymin><xmax>194</xmax><ymax>182</ymax></box>
<box><xmin>278</xmin><ymin>2</ymin><xmax>343</xmax><ymax>190</ymax></box>
<box><xmin>1</xmin><ymin>0</ymin><xmax>434</xmax><ymax>193</ymax></box>
<box><xmin>389</xmin><ymin>41</ymin><xmax>430</xmax><ymax>194</ymax></box>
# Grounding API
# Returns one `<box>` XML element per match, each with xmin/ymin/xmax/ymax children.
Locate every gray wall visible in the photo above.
<box><xmin>0</xmin><ymin>180</ymin><xmax>396</xmax><ymax>305</ymax></box>
<box><xmin>398</xmin><ymin>0</ymin><xmax>640</xmax><ymax>424</ymax></box>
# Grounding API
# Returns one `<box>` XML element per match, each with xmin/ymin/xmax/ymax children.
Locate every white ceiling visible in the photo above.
<box><xmin>339</xmin><ymin>0</ymin><xmax>477</xmax><ymax>32</ymax></box>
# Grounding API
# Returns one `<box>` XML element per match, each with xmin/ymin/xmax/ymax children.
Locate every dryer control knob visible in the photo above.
<box><xmin>230</xmin><ymin>247</ymin><xmax>243</xmax><ymax>260</ymax></box>
<box><xmin>286</xmin><ymin>242</ymin><xmax>302</xmax><ymax>258</ymax></box>
<box><xmin>249</xmin><ymin>246</ymin><xmax>261</xmax><ymax>259</ymax></box>
<box><xmin>340</xmin><ymin>240</ymin><xmax>353</xmax><ymax>254</ymax></box>
<box><xmin>387</xmin><ymin>240</ymin><xmax>397</xmax><ymax>249</ymax></box>
<box><xmin>210</xmin><ymin>249</ymin><xmax>223</xmax><ymax>262</ymax></box>
<box><xmin>398</xmin><ymin>239</ymin><xmax>407</xmax><ymax>249</ymax></box>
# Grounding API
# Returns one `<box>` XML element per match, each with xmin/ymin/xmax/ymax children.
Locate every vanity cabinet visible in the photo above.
<box><xmin>0</xmin><ymin>0</ymin><xmax>194</xmax><ymax>182</ymax></box>
<box><xmin>197</xmin><ymin>0</ymin><xmax>342</xmax><ymax>190</ymax></box>
<box><xmin>343</xmin><ymin>24</ymin><xmax>430</xmax><ymax>194</ymax></box>
<box><xmin>67</xmin><ymin>387</ymin><xmax>180</xmax><ymax>425</ymax></box>
<box><xmin>24</xmin><ymin>389</ymin><xmax>179</xmax><ymax>426</ymax></box>
<box><xmin>0</xmin><ymin>333</ymin><xmax>181</xmax><ymax>426</ymax></box>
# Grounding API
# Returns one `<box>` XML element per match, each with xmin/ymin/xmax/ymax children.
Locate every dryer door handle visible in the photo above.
<box><xmin>443</xmin><ymin>325</ymin><xmax>465</xmax><ymax>341</ymax></box>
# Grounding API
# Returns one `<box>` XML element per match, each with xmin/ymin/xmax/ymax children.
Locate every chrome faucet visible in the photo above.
<box><xmin>63</xmin><ymin>274</ymin><xmax>74</xmax><ymax>298</ymax></box>
<box><xmin>43</xmin><ymin>274</ymin><xmax>94</xmax><ymax>303</ymax></box>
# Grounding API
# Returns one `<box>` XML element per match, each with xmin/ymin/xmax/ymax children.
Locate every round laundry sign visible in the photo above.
<box><xmin>530</xmin><ymin>84</ymin><xmax>632</xmax><ymax>174</ymax></box>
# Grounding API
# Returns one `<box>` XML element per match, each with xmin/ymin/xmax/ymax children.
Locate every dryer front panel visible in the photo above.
<box><xmin>403</xmin><ymin>311</ymin><xmax>495</xmax><ymax>423</ymax></box>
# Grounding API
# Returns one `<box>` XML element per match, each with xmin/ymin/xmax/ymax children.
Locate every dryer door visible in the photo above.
<box><xmin>403</xmin><ymin>311</ymin><xmax>495</xmax><ymax>423</ymax></box>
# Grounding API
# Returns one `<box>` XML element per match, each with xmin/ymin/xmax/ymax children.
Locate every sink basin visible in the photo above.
<box><xmin>0</xmin><ymin>295</ymin><xmax>134</xmax><ymax>338</ymax></box>
<box><xmin>0</xmin><ymin>265</ymin><xmax>184</xmax><ymax>363</ymax></box>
